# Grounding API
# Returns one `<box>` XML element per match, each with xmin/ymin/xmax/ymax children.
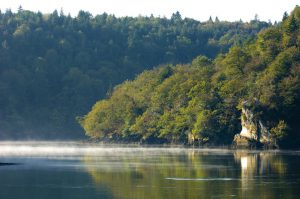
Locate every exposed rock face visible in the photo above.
<box><xmin>233</xmin><ymin>100</ymin><xmax>273</xmax><ymax>148</ymax></box>
<box><xmin>239</xmin><ymin>107</ymin><xmax>258</xmax><ymax>140</ymax></box>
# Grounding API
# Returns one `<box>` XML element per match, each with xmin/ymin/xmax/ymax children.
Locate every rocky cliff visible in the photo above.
<box><xmin>233</xmin><ymin>100</ymin><xmax>275</xmax><ymax>148</ymax></box>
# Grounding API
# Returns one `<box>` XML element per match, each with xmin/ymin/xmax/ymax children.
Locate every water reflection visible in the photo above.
<box><xmin>0</xmin><ymin>142</ymin><xmax>298</xmax><ymax>199</ymax></box>
<box><xmin>234</xmin><ymin>151</ymin><xmax>287</xmax><ymax>178</ymax></box>
<box><xmin>83</xmin><ymin>149</ymin><xmax>298</xmax><ymax>199</ymax></box>
<box><xmin>83</xmin><ymin>150</ymin><xmax>237</xmax><ymax>199</ymax></box>
<box><xmin>234</xmin><ymin>151</ymin><xmax>290</xmax><ymax>198</ymax></box>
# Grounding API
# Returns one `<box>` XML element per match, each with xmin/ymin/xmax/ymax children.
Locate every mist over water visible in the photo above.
<box><xmin>0</xmin><ymin>142</ymin><xmax>300</xmax><ymax>199</ymax></box>
<box><xmin>0</xmin><ymin>141</ymin><xmax>234</xmax><ymax>157</ymax></box>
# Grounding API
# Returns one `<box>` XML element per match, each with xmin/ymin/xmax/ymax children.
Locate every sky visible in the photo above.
<box><xmin>0</xmin><ymin>0</ymin><xmax>299</xmax><ymax>22</ymax></box>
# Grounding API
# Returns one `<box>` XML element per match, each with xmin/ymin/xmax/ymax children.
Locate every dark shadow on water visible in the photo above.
<box><xmin>0</xmin><ymin>163</ymin><xmax>21</xmax><ymax>166</ymax></box>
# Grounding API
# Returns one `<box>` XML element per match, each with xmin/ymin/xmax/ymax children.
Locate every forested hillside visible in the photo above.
<box><xmin>0</xmin><ymin>8</ymin><xmax>268</xmax><ymax>138</ymax></box>
<box><xmin>80</xmin><ymin>7</ymin><xmax>300</xmax><ymax>148</ymax></box>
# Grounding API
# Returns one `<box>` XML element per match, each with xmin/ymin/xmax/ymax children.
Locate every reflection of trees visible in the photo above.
<box><xmin>83</xmin><ymin>149</ymin><xmax>238</xmax><ymax>199</ymax></box>
<box><xmin>82</xmin><ymin>149</ymin><xmax>296</xmax><ymax>199</ymax></box>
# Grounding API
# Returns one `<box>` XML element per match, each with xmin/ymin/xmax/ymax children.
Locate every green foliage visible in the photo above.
<box><xmin>271</xmin><ymin>120</ymin><xmax>288</xmax><ymax>140</ymax></box>
<box><xmin>0</xmin><ymin>9</ymin><xmax>268</xmax><ymax>138</ymax></box>
<box><xmin>81</xmin><ymin>7</ymin><xmax>300</xmax><ymax>147</ymax></box>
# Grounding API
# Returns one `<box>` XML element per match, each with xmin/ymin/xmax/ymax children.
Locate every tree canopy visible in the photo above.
<box><xmin>80</xmin><ymin>7</ymin><xmax>300</xmax><ymax>147</ymax></box>
<box><xmin>0</xmin><ymin>9</ymin><xmax>268</xmax><ymax>139</ymax></box>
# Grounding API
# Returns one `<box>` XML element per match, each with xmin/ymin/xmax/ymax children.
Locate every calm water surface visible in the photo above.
<box><xmin>0</xmin><ymin>142</ymin><xmax>300</xmax><ymax>199</ymax></box>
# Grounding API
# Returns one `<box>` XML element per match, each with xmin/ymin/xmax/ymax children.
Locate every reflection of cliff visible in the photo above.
<box><xmin>234</xmin><ymin>151</ymin><xmax>286</xmax><ymax>176</ymax></box>
<box><xmin>83</xmin><ymin>150</ymin><xmax>236</xmax><ymax>199</ymax></box>
<box><xmin>234</xmin><ymin>151</ymin><xmax>287</xmax><ymax>198</ymax></box>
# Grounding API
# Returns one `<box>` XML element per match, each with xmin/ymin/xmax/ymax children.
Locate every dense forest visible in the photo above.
<box><xmin>80</xmin><ymin>7</ymin><xmax>300</xmax><ymax>148</ymax></box>
<box><xmin>0</xmin><ymin>8</ymin><xmax>269</xmax><ymax>139</ymax></box>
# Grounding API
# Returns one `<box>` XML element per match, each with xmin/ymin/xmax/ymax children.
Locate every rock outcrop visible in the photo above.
<box><xmin>233</xmin><ymin>100</ymin><xmax>274</xmax><ymax>148</ymax></box>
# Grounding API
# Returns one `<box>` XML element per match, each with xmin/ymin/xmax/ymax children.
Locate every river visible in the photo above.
<box><xmin>0</xmin><ymin>142</ymin><xmax>299</xmax><ymax>199</ymax></box>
